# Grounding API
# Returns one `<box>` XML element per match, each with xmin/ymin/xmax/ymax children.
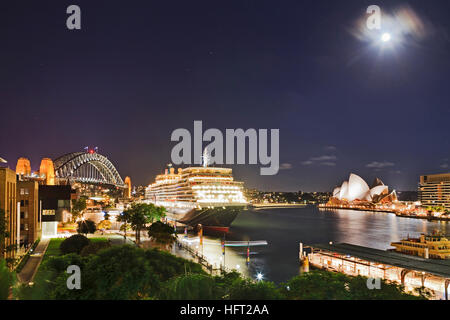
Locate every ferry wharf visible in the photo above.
<box><xmin>301</xmin><ymin>242</ymin><xmax>450</xmax><ymax>300</ymax></box>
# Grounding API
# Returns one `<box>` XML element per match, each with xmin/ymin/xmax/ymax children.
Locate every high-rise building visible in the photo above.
<box><xmin>419</xmin><ymin>173</ymin><xmax>450</xmax><ymax>209</ymax></box>
<box><xmin>0</xmin><ymin>167</ymin><xmax>18</xmax><ymax>260</ymax></box>
<box><xmin>17</xmin><ymin>180</ymin><xmax>40</xmax><ymax>246</ymax></box>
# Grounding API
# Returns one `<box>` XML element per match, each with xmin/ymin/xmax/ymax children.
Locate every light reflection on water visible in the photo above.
<box><xmin>197</xmin><ymin>206</ymin><xmax>450</xmax><ymax>283</ymax></box>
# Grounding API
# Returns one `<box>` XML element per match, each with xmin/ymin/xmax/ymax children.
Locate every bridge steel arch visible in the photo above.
<box><xmin>53</xmin><ymin>152</ymin><xmax>125</xmax><ymax>187</ymax></box>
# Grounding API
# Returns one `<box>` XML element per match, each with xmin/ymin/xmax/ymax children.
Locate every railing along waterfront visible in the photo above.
<box><xmin>175</xmin><ymin>238</ymin><xmax>234</xmax><ymax>276</ymax></box>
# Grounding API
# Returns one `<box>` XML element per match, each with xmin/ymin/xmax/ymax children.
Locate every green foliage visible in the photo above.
<box><xmin>80</xmin><ymin>241</ymin><xmax>111</xmax><ymax>256</ymax></box>
<box><xmin>77</xmin><ymin>219</ymin><xmax>96</xmax><ymax>235</ymax></box>
<box><xmin>281</xmin><ymin>271</ymin><xmax>351</xmax><ymax>300</ymax></box>
<box><xmin>85</xmin><ymin>245</ymin><xmax>158</xmax><ymax>299</ymax></box>
<box><xmin>0</xmin><ymin>259</ymin><xmax>15</xmax><ymax>300</ymax></box>
<box><xmin>60</xmin><ymin>234</ymin><xmax>90</xmax><ymax>255</ymax></box>
<box><xmin>144</xmin><ymin>248</ymin><xmax>205</xmax><ymax>282</ymax></box>
<box><xmin>0</xmin><ymin>208</ymin><xmax>13</xmax><ymax>260</ymax></box>
<box><xmin>71</xmin><ymin>197</ymin><xmax>87</xmax><ymax>221</ymax></box>
<box><xmin>280</xmin><ymin>271</ymin><xmax>423</xmax><ymax>300</ymax></box>
<box><xmin>161</xmin><ymin>271</ymin><xmax>282</xmax><ymax>300</ymax></box>
<box><xmin>18</xmin><ymin>238</ymin><xmax>425</xmax><ymax>301</ymax></box>
<box><xmin>161</xmin><ymin>274</ymin><xmax>218</xmax><ymax>300</ymax></box>
<box><xmin>118</xmin><ymin>203</ymin><xmax>166</xmax><ymax>244</ymax></box>
<box><xmin>413</xmin><ymin>286</ymin><xmax>435</xmax><ymax>300</ymax></box>
<box><xmin>227</xmin><ymin>278</ymin><xmax>282</xmax><ymax>300</ymax></box>
<box><xmin>20</xmin><ymin>254</ymin><xmax>91</xmax><ymax>300</ymax></box>
<box><xmin>148</xmin><ymin>221</ymin><xmax>176</xmax><ymax>248</ymax></box>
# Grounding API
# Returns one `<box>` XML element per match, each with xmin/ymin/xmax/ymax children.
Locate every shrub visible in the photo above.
<box><xmin>80</xmin><ymin>241</ymin><xmax>111</xmax><ymax>256</ymax></box>
<box><xmin>60</xmin><ymin>234</ymin><xmax>90</xmax><ymax>255</ymax></box>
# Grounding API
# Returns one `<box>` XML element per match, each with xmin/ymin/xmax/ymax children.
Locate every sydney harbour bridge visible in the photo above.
<box><xmin>53</xmin><ymin>151</ymin><xmax>125</xmax><ymax>188</ymax></box>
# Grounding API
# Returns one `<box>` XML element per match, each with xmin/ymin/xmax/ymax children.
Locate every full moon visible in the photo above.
<box><xmin>381</xmin><ymin>33</ymin><xmax>392</xmax><ymax>42</ymax></box>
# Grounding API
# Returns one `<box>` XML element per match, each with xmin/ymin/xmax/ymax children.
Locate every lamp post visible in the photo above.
<box><xmin>221</xmin><ymin>234</ymin><xmax>226</xmax><ymax>270</ymax></box>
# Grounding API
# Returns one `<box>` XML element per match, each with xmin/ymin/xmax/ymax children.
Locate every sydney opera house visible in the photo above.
<box><xmin>327</xmin><ymin>173</ymin><xmax>398</xmax><ymax>207</ymax></box>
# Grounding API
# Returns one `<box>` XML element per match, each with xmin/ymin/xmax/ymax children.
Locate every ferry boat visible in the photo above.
<box><xmin>390</xmin><ymin>231</ymin><xmax>450</xmax><ymax>260</ymax></box>
<box><xmin>145</xmin><ymin>163</ymin><xmax>247</xmax><ymax>232</ymax></box>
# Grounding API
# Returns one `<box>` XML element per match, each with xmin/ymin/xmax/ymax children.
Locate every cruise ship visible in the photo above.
<box><xmin>145</xmin><ymin>163</ymin><xmax>247</xmax><ymax>231</ymax></box>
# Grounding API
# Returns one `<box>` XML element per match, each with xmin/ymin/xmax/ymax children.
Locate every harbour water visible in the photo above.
<box><xmin>193</xmin><ymin>206</ymin><xmax>450</xmax><ymax>283</ymax></box>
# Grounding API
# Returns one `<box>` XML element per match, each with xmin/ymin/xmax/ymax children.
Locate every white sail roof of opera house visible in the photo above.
<box><xmin>332</xmin><ymin>173</ymin><xmax>392</xmax><ymax>202</ymax></box>
<box><xmin>369</xmin><ymin>185</ymin><xmax>388</xmax><ymax>198</ymax></box>
<box><xmin>347</xmin><ymin>174</ymin><xmax>371</xmax><ymax>201</ymax></box>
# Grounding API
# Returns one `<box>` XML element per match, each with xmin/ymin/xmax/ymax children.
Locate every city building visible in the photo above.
<box><xmin>419</xmin><ymin>173</ymin><xmax>450</xmax><ymax>210</ymax></box>
<box><xmin>0</xmin><ymin>167</ymin><xmax>18</xmax><ymax>260</ymax></box>
<box><xmin>391</xmin><ymin>233</ymin><xmax>450</xmax><ymax>260</ymax></box>
<box><xmin>17</xmin><ymin>180</ymin><xmax>40</xmax><ymax>246</ymax></box>
<box><xmin>39</xmin><ymin>185</ymin><xmax>72</xmax><ymax>237</ymax></box>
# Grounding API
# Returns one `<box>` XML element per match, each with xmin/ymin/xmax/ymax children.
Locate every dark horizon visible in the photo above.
<box><xmin>1</xmin><ymin>0</ymin><xmax>450</xmax><ymax>192</ymax></box>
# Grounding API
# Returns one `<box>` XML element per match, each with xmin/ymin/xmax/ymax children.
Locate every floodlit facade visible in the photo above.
<box><xmin>17</xmin><ymin>180</ymin><xmax>41</xmax><ymax>246</ymax></box>
<box><xmin>0</xmin><ymin>167</ymin><xmax>18</xmax><ymax>260</ymax></box>
<box><xmin>16</xmin><ymin>157</ymin><xmax>31</xmax><ymax>176</ymax></box>
<box><xmin>330</xmin><ymin>173</ymin><xmax>396</xmax><ymax>204</ymax></box>
<box><xmin>419</xmin><ymin>173</ymin><xmax>450</xmax><ymax>210</ymax></box>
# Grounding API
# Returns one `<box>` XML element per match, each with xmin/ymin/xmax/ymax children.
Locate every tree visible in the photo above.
<box><xmin>71</xmin><ymin>197</ymin><xmax>87</xmax><ymax>222</ymax></box>
<box><xmin>80</xmin><ymin>241</ymin><xmax>111</xmax><ymax>257</ymax></box>
<box><xmin>147</xmin><ymin>221</ymin><xmax>176</xmax><ymax>250</ymax></box>
<box><xmin>77</xmin><ymin>219</ymin><xmax>96</xmax><ymax>235</ymax></box>
<box><xmin>161</xmin><ymin>274</ymin><xmax>218</xmax><ymax>300</ymax></box>
<box><xmin>118</xmin><ymin>203</ymin><xmax>166</xmax><ymax>245</ymax></box>
<box><xmin>60</xmin><ymin>234</ymin><xmax>91</xmax><ymax>255</ymax></box>
<box><xmin>85</xmin><ymin>245</ymin><xmax>158</xmax><ymax>299</ymax></box>
<box><xmin>281</xmin><ymin>271</ymin><xmax>351</xmax><ymax>300</ymax></box>
<box><xmin>0</xmin><ymin>208</ymin><xmax>9</xmax><ymax>257</ymax></box>
<box><xmin>151</xmin><ymin>205</ymin><xmax>167</xmax><ymax>223</ymax></box>
<box><xmin>97</xmin><ymin>220</ymin><xmax>112</xmax><ymax>231</ymax></box>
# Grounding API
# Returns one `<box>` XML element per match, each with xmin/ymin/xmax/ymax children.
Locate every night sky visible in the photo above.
<box><xmin>1</xmin><ymin>0</ymin><xmax>450</xmax><ymax>192</ymax></box>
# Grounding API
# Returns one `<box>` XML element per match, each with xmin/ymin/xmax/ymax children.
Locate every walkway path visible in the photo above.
<box><xmin>17</xmin><ymin>238</ymin><xmax>50</xmax><ymax>284</ymax></box>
